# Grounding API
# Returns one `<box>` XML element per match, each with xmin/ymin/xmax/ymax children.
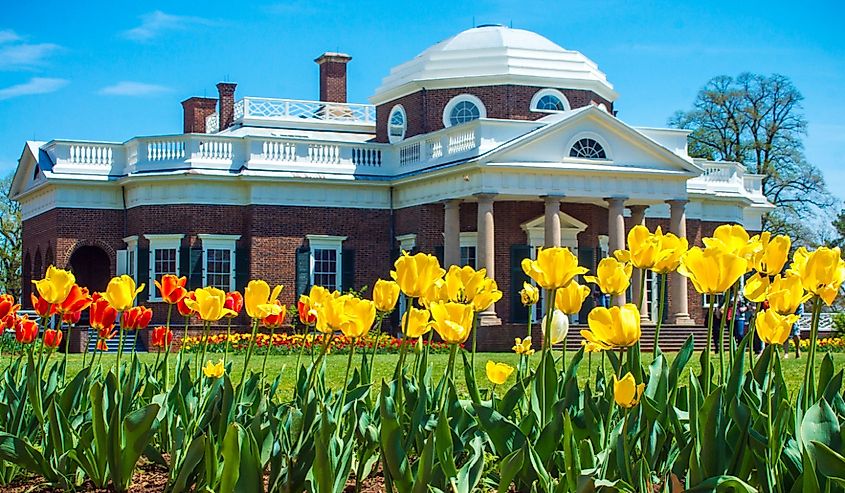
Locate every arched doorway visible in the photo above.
<box><xmin>69</xmin><ymin>246</ymin><xmax>111</xmax><ymax>293</ymax></box>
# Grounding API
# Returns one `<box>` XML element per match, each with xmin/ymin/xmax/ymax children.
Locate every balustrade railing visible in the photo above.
<box><xmin>235</xmin><ymin>97</ymin><xmax>375</xmax><ymax>125</ymax></box>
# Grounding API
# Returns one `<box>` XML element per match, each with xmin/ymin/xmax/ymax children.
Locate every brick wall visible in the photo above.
<box><xmin>375</xmin><ymin>85</ymin><xmax>615</xmax><ymax>142</ymax></box>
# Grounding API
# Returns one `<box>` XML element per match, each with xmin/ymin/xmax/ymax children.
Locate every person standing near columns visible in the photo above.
<box><xmin>475</xmin><ymin>193</ymin><xmax>501</xmax><ymax>326</ymax></box>
<box><xmin>628</xmin><ymin>205</ymin><xmax>650</xmax><ymax>321</ymax></box>
<box><xmin>605</xmin><ymin>197</ymin><xmax>627</xmax><ymax>306</ymax></box>
<box><xmin>666</xmin><ymin>199</ymin><xmax>694</xmax><ymax>325</ymax></box>
<box><xmin>443</xmin><ymin>199</ymin><xmax>461</xmax><ymax>267</ymax></box>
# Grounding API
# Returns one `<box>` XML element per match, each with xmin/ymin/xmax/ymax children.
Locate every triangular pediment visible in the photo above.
<box><xmin>479</xmin><ymin>106</ymin><xmax>701</xmax><ymax>176</ymax></box>
<box><xmin>9</xmin><ymin>142</ymin><xmax>49</xmax><ymax>199</ymax></box>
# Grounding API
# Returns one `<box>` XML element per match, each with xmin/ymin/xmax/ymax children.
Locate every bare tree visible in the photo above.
<box><xmin>669</xmin><ymin>73</ymin><xmax>835</xmax><ymax>240</ymax></box>
<box><xmin>0</xmin><ymin>172</ymin><xmax>21</xmax><ymax>298</ymax></box>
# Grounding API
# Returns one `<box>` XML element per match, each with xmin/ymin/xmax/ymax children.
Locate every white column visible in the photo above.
<box><xmin>628</xmin><ymin>205</ymin><xmax>650</xmax><ymax>321</ymax></box>
<box><xmin>543</xmin><ymin>195</ymin><xmax>563</xmax><ymax>247</ymax></box>
<box><xmin>606</xmin><ymin>197</ymin><xmax>627</xmax><ymax>306</ymax></box>
<box><xmin>443</xmin><ymin>199</ymin><xmax>461</xmax><ymax>267</ymax></box>
<box><xmin>667</xmin><ymin>199</ymin><xmax>694</xmax><ymax>325</ymax></box>
<box><xmin>476</xmin><ymin>193</ymin><xmax>501</xmax><ymax>325</ymax></box>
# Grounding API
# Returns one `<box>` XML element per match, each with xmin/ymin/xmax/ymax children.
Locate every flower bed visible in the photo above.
<box><xmin>180</xmin><ymin>332</ymin><xmax>454</xmax><ymax>354</ymax></box>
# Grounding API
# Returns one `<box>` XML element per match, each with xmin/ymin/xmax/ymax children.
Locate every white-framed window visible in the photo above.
<box><xmin>307</xmin><ymin>235</ymin><xmax>346</xmax><ymax>292</ymax></box>
<box><xmin>388</xmin><ymin>105</ymin><xmax>407</xmax><ymax>143</ymax></box>
<box><xmin>123</xmin><ymin>236</ymin><xmax>139</xmax><ymax>280</ymax></box>
<box><xmin>530</xmin><ymin>88</ymin><xmax>570</xmax><ymax>113</ymax></box>
<box><xmin>459</xmin><ymin>232</ymin><xmax>477</xmax><ymax>268</ymax></box>
<box><xmin>198</xmin><ymin>234</ymin><xmax>240</xmax><ymax>292</ymax></box>
<box><xmin>396</xmin><ymin>234</ymin><xmax>417</xmax><ymax>254</ymax></box>
<box><xmin>570</xmin><ymin>138</ymin><xmax>607</xmax><ymax>159</ymax></box>
<box><xmin>145</xmin><ymin>234</ymin><xmax>184</xmax><ymax>301</ymax></box>
<box><xmin>443</xmin><ymin>94</ymin><xmax>486</xmax><ymax>128</ymax></box>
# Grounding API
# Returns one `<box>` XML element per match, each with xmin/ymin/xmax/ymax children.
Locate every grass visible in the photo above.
<box><xmin>44</xmin><ymin>347</ymin><xmax>844</xmax><ymax>400</ymax></box>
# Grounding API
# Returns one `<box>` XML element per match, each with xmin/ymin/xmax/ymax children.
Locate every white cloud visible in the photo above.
<box><xmin>0</xmin><ymin>42</ymin><xmax>62</xmax><ymax>70</ymax></box>
<box><xmin>0</xmin><ymin>77</ymin><xmax>68</xmax><ymax>100</ymax></box>
<box><xmin>99</xmin><ymin>81</ymin><xmax>171</xmax><ymax>96</ymax></box>
<box><xmin>0</xmin><ymin>29</ymin><xmax>21</xmax><ymax>43</ymax></box>
<box><xmin>122</xmin><ymin>11</ymin><xmax>214</xmax><ymax>41</ymax></box>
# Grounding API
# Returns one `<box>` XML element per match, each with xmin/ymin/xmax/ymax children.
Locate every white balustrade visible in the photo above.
<box><xmin>351</xmin><ymin>147</ymin><xmax>382</xmax><ymax>167</ymax></box>
<box><xmin>205</xmin><ymin>112</ymin><xmax>219</xmax><ymax>134</ymax></box>
<box><xmin>262</xmin><ymin>140</ymin><xmax>297</xmax><ymax>161</ymax></box>
<box><xmin>146</xmin><ymin>139</ymin><xmax>186</xmax><ymax>162</ymax></box>
<box><xmin>426</xmin><ymin>138</ymin><xmax>443</xmax><ymax>160</ymax></box>
<box><xmin>197</xmin><ymin>139</ymin><xmax>233</xmax><ymax>160</ymax></box>
<box><xmin>448</xmin><ymin>129</ymin><xmax>476</xmax><ymax>155</ymax></box>
<box><xmin>236</xmin><ymin>97</ymin><xmax>375</xmax><ymax>125</ymax></box>
<box><xmin>308</xmin><ymin>143</ymin><xmax>341</xmax><ymax>164</ymax></box>
<box><xmin>399</xmin><ymin>142</ymin><xmax>421</xmax><ymax>166</ymax></box>
<box><xmin>68</xmin><ymin>144</ymin><xmax>114</xmax><ymax>166</ymax></box>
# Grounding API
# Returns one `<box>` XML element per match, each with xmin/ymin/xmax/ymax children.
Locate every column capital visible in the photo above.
<box><xmin>541</xmin><ymin>194</ymin><xmax>566</xmax><ymax>202</ymax></box>
<box><xmin>442</xmin><ymin>198</ymin><xmax>462</xmax><ymax>208</ymax></box>
<box><xmin>604</xmin><ymin>196</ymin><xmax>628</xmax><ymax>205</ymax></box>
<box><xmin>665</xmin><ymin>199</ymin><xmax>689</xmax><ymax>207</ymax></box>
<box><xmin>474</xmin><ymin>192</ymin><xmax>497</xmax><ymax>203</ymax></box>
<box><xmin>627</xmin><ymin>204</ymin><xmax>649</xmax><ymax>213</ymax></box>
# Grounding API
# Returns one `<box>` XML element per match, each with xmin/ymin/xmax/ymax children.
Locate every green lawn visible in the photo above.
<box><xmin>53</xmin><ymin>349</ymin><xmax>844</xmax><ymax>400</ymax></box>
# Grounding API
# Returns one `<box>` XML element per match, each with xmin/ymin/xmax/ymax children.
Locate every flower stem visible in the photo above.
<box><xmin>652</xmin><ymin>273</ymin><xmax>667</xmax><ymax>357</ymax></box>
<box><xmin>238</xmin><ymin>318</ymin><xmax>259</xmax><ymax>392</ymax></box>
<box><xmin>198</xmin><ymin>321</ymin><xmax>211</xmax><ymax>380</ymax></box>
<box><xmin>802</xmin><ymin>296</ymin><xmax>822</xmax><ymax>410</ymax></box>
<box><xmin>163</xmin><ymin>304</ymin><xmax>173</xmax><ymax>388</ymax></box>
<box><xmin>336</xmin><ymin>343</ymin><xmax>356</xmax><ymax>434</ymax></box>
<box><xmin>368</xmin><ymin>315</ymin><xmax>384</xmax><ymax>377</ymax></box>
<box><xmin>703</xmin><ymin>298</ymin><xmax>715</xmax><ymax>393</ymax></box>
<box><xmin>260</xmin><ymin>324</ymin><xmax>276</xmax><ymax>389</ymax></box>
<box><xmin>224</xmin><ymin>316</ymin><xmax>232</xmax><ymax>363</ymax></box>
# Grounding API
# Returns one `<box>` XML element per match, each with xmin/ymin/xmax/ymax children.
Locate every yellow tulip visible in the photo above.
<box><xmin>752</xmin><ymin>232</ymin><xmax>791</xmax><ymax>275</ymax></box>
<box><xmin>581</xmin><ymin>340</ymin><xmax>604</xmax><ymax>353</ymax></box>
<box><xmin>541</xmin><ymin>309</ymin><xmax>569</xmax><ymax>345</ymax></box>
<box><xmin>584</xmin><ymin>257</ymin><xmax>632</xmax><ymax>296</ymax></box>
<box><xmin>338</xmin><ymin>297</ymin><xmax>376</xmax><ymax>339</ymax></box>
<box><xmin>554</xmin><ymin>280</ymin><xmax>590</xmax><ymax>315</ymax></box>
<box><xmin>372</xmin><ymin>279</ymin><xmax>400</xmax><ymax>313</ymax></box>
<box><xmin>651</xmin><ymin>229</ymin><xmax>688</xmax><ymax>274</ymax></box>
<box><xmin>420</xmin><ymin>278</ymin><xmax>449</xmax><ymax>308</ymax></box>
<box><xmin>402</xmin><ymin>307</ymin><xmax>431</xmax><ymax>338</ymax></box>
<box><xmin>521</xmin><ymin>247</ymin><xmax>587</xmax><ymax>291</ymax></box>
<box><xmin>471</xmin><ymin>277</ymin><xmax>503</xmax><ymax>312</ymax></box>
<box><xmin>767</xmin><ymin>273</ymin><xmax>810</xmax><ymax>315</ymax></box>
<box><xmin>755</xmin><ymin>309</ymin><xmax>799</xmax><ymax>345</ymax></box>
<box><xmin>795</xmin><ymin>247</ymin><xmax>845</xmax><ymax>306</ymax></box>
<box><xmin>102</xmin><ymin>275</ymin><xmax>144</xmax><ymax>311</ymax></box>
<box><xmin>678</xmin><ymin>246</ymin><xmax>747</xmax><ymax>294</ymax></box>
<box><xmin>185</xmin><ymin>287</ymin><xmax>237</xmax><ymax>322</ymax></box>
<box><xmin>615</xmin><ymin>225</ymin><xmax>659</xmax><ymax>269</ymax></box>
<box><xmin>244</xmin><ymin>280</ymin><xmax>283</xmax><ymax>319</ymax></box>
<box><xmin>485</xmin><ymin>361</ymin><xmax>514</xmax><ymax>385</ymax></box>
<box><xmin>391</xmin><ymin>251</ymin><xmax>446</xmax><ymax>298</ymax></box>
<box><xmin>32</xmin><ymin>265</ymin><xmax>76</xmax><ymax>305</ymax></box>
<box><xmin>703</xmin><ymin>224</ymin><xmax>751</xmax><ymax>256</ymax></box>
<box><xmin>202</xmin><ymin>359</ymin><xmax>225</xmax><ymax>379</ymax></box>
<box><xmin>315</xmin><ymin>294</ymin><xmax>349</xmax><ymax>334</ymax></box>
<box><xmin>512</xmin><ymin>336</ymin><xmax>534</xmax><ymax>356</ymax></box>
<box><xmin>443</xmin><ymin>265</ymin><xmax>483</xmax><ymax>302</ymax></box>
<box><xmin>743</xmin><ymin>273</ymin><xmax>770</xmax><ymax>303</ymax></box>
<box><xmin>520</xmin><ymin>282</ymin><xmax>540</xmax><ymax>306</ymax></box>
<box><xmin>612</xmin><ymin>372</ymin><xmax>645</xmax><ymax>408</ymax></box>
<box><xmin>428</xmin><ymin>301</ymin><xmax>474</xmax><ymax>344</ymax></box>
<box><xmin>581</xmin><ymin>304</ymin><xmax>641</xmax><ymax>349</ymax></box>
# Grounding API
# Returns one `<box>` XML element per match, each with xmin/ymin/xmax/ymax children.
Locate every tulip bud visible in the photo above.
<box><xmin>541</xmin><ymin>309</ymin><xmax>569</xmax><ymax>346</ymax></box>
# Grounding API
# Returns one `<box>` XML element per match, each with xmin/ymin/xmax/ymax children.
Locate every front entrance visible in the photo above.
<box><xmin>69</xmin><ymin>245</ymin><xmax>111</xmax><ymax>293</ymax></box>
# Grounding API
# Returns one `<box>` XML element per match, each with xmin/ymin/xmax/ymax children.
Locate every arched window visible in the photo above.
<box><xmin>569</xmin><ymin>138</ymin><xmax>607</xmax><ymax>159</ymax></box>
<box><xmin>388</xmin><ymin>105</ymin><xmax>406</xmax><ymax>143</ymax></box>
<box><xmin>530</xmin><ymin>88</ymin><xmax>570</xmax><ymax>113</ymax></box>
<box><xmin>443</xmin><ymin>94</ymin><xmax>486</xmax><ymax>127</ymax></box>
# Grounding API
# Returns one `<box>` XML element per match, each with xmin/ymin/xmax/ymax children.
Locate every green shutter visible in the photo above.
<box><xmin>295</xmin><ymin>246</ymin><xmax>310</xmax><ymax>299</ymax></box>
<box><xmin>434</xmin><ymin>246</ymin><xmax>444</xmax><ymax>266</ymax></box>
<box><xmin>341</xmin><ymin>249</ymin><xmax>355</xmax><ymax>293</ymax></box>
<box><xmin>137</xmin><ymin>248</ymin><xmax>150</xmax><ymax>303</ymax></box>
<box><xmin>188</xmin><ymin>248</ymin><xmax>203</xmax><ymax>289</ymax></box>
<box><xmin>510</xmin><ymin>244</ymin><xmax>531</xmax><ymax>323</ymax></box>
<box><xmin>179</xmin><ymin>247</ymin><xmax>190</xmax><ymax>278</ymax></box>
<box><xmin>235</xmin><ymin>247</ymin><xmax>249</xmax><ymax>292</ymax></box>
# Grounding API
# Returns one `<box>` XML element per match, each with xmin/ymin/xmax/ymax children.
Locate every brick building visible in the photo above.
<box><xmin>10</xmin><ymin>25</ymin><xmax>771</xmax><ymax>349</ymax></box>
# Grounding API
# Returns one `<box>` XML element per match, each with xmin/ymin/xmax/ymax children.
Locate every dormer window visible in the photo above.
<box><xmin>531</xmin><ymin>88</ymin><xmax>570</xmax><ymax>113</ymax></box>
<box><xmin>443</xmin><ymin>94</ymin><xmax>486</xmax><ymax>127</ymax></box>
<box><xmin>388</xmin><ymin>105</ymin><xmax>407</xmax><ymax>143</ymax></box>
<box><xmin>569</xmin><ymin>138</ymin><xmax>607</xmax><ymax>159</ymax></box>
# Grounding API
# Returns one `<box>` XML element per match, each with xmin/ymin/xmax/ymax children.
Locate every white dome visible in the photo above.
<box><xmin>371</xmin><ymin>25</ymin><xmax>617</xmax><ymax>104</ymax></box>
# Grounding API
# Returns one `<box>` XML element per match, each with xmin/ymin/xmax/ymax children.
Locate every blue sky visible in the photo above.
<box><xmin>1</xmin><ymin>0</ymin><xmax>843</xmax><ymax>204</ymax></box>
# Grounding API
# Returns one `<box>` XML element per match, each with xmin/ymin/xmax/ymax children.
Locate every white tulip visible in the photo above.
<box><xmin>542</xmin><ymin>309</ymin><xmax>569</xmax><ymax>345</ymax></box>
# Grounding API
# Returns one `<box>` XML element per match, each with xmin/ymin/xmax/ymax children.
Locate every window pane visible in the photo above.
<box><xmin>450</xmin><ymin>101</ymin><xmax>480</xmax><ymax>126</ymax></box>
<box><xmin>460</xmin><ymin>246</ymin><xmax>476</xmax><ymax>268</ymax></box>
<box><xmin>206</xmin><ymin>248</ymin><xmax>231</xmax><ymax>291</ymax></box>
<box><xmin>153</xmin><ymin>248</ymin><xmax>178</xmax><ymax>295</ymax></box>
<box><xmin>313</xmin><ymin>248</ymin><xmax>338</xmax><ymax>291</ymax></box>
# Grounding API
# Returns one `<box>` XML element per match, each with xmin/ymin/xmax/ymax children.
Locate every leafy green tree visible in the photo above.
<box><xmin>0</xmin><ymin>172</ymin><xmax>21</xmax><ymax>298</ymax></box>
<box><xmin>670</xmin><ymin>73</ymin><xmax>835</xmax><ymax>241</ymax></box>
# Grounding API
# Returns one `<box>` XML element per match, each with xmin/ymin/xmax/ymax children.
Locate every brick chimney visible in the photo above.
<box><xmin>181</xmin><ymin>97</ymin><xmax>218</xmax><ymax>133</ymax></box>
<box><xmin>315</xmin><ymin>52</ymin><xmax>352</xmax><ymax>103</ymax></box>
<box><xmin>216</xmin><ymin>82</ymin><xmax>237</xmax><ymax>130</ymax></box>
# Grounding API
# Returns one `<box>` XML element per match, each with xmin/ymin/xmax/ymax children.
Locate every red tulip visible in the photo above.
<box><xmin>151</xmin><ymin>326</ymin><xmax>174</xmax><ymax>348</ymax></box>
<box><xmin>122</xmin><ymin>306</ymin><xmax>153</xmax><ymax>330</ymax></box>
<box><xmin>43</xmin><ymin>328</ymin><xmax>62</xmax><ymax>349</ymax></box>
<box><xmin>62</xmin><ymin>310</ymin><xmax>82</xmax><ymax>325</ymax></box>
<box><xmin>224</xmin><ymin>291</ymin><xmax>243</xmax><ymax>317</ymax></box>
<box><xmin>154</xmin><ymin>274</ymin><xmax>188</xmax><ymax>305</ymax></box>
<box><xmin>58</xmin><ymin>284</ymin><xmax>92</xmax><ymax>315</ymax></box>
<box><xmin>262</xmin><ymin>301</ymin><xmax>287</xmax><ymax>329</ymax></box>
<box><xmin>96</xmin><ymin>339</ymin><xmax>108</xmax><ymax>352</ymax></box>
<box><xmin>177</xmin><ymin>291</ymin><xmax>196</xmax><ymax>317</ymax></box>
<box><xmin>297</xmin><ymin>298</ymin><xmax>316</xmax><ymax>325</ymax></box>
<box><xmin>0</xmin><ymin>294</ymin><xmax>20</xmax><ymax>329</ymax></box>
<box><xmin>31</xmin><ymin>293</ymin><xmax>56</xmax><ymax>318</ymax></box>
<box><xmin>89</xmin><ymin>296</ymin><xmax>118</xmax><ymax>332</ymax></box>
<box><xmin>15</xmin><ymin>316</ymin><xmax>38</xmax><ymax>344</ymax></box>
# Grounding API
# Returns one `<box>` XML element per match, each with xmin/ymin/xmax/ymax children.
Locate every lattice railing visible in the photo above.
<box><xmin>237</xmin><ymin>97</ymin><xmax>375</xmax><ymax>124</ymax></box>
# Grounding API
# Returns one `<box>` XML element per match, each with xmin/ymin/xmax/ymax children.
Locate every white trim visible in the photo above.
<box><xmin>198</xmin><ymin>234</ymin><xmax>240</xmax><ymax>292</ymax></box>
<box><xmin>145</xmin><ymin>234</ymin><xmax>184</xmax><ymax>301</ymax></box>
<box><xmin>306</xmin><ymin>234</ymin><xmax>347</xmax><ymax>291</ymax></box>
<box><xmin>459</xmin><ymin>232</ymin><xmax>478</xmax><ymax>268</ymax></box>
<box><xmin>520</xmin><ymin>212</ymin><xmax>586</xmax><ymax>250</ymax></box>
<box><xmin>123</xmin><ymin>235</ymin><xmax>139</xmax><ymax>281</ymax></box>
<box><xmin>396</xmin><ymin>233</ymin><xmax>417</xmax><ymax>252</ymax></box>
<box><xmin>598</xmin><ymin>235</ymin><xmax>609</xmax><ymax>257</ymax></box>
<box><xmin>443</xmin><ymin>94</ymin><xmax>487</xmax><ymax>128</ymax></box>
<box><xmin>530</xmin><ymin>88</ymin><xmax>571</xmax><ymax>113</ymax></box>
<box><xmin>388</xmin><ymin>104</ymin><xmax>407</xmax><ymax>143</ymax></box>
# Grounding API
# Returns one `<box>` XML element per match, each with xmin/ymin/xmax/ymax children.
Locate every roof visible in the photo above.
<box><xmin>371</xmin><ymin>25</ymin><xmax>617</xmax><ymax>105</ymax></box>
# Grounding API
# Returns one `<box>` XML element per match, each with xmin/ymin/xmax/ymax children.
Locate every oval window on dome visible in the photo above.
<box><xmin>531</xmin><ymin>89</ymin><xmax>570</xmax><ymax>113</ymax></box>
<box><xmin>443</xmin><ymin>95</ymin><xmax>486</xmax><ymax>127</ymax></box>
<box><xmin>388</xmin><ymin>105</ymin><xmax>406</xmax><ymax>142</ymax></box>
<box><xmin>569</xmin><ymin>138</ymin><xmax>607</xmax><ymax>159</ymax></box>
